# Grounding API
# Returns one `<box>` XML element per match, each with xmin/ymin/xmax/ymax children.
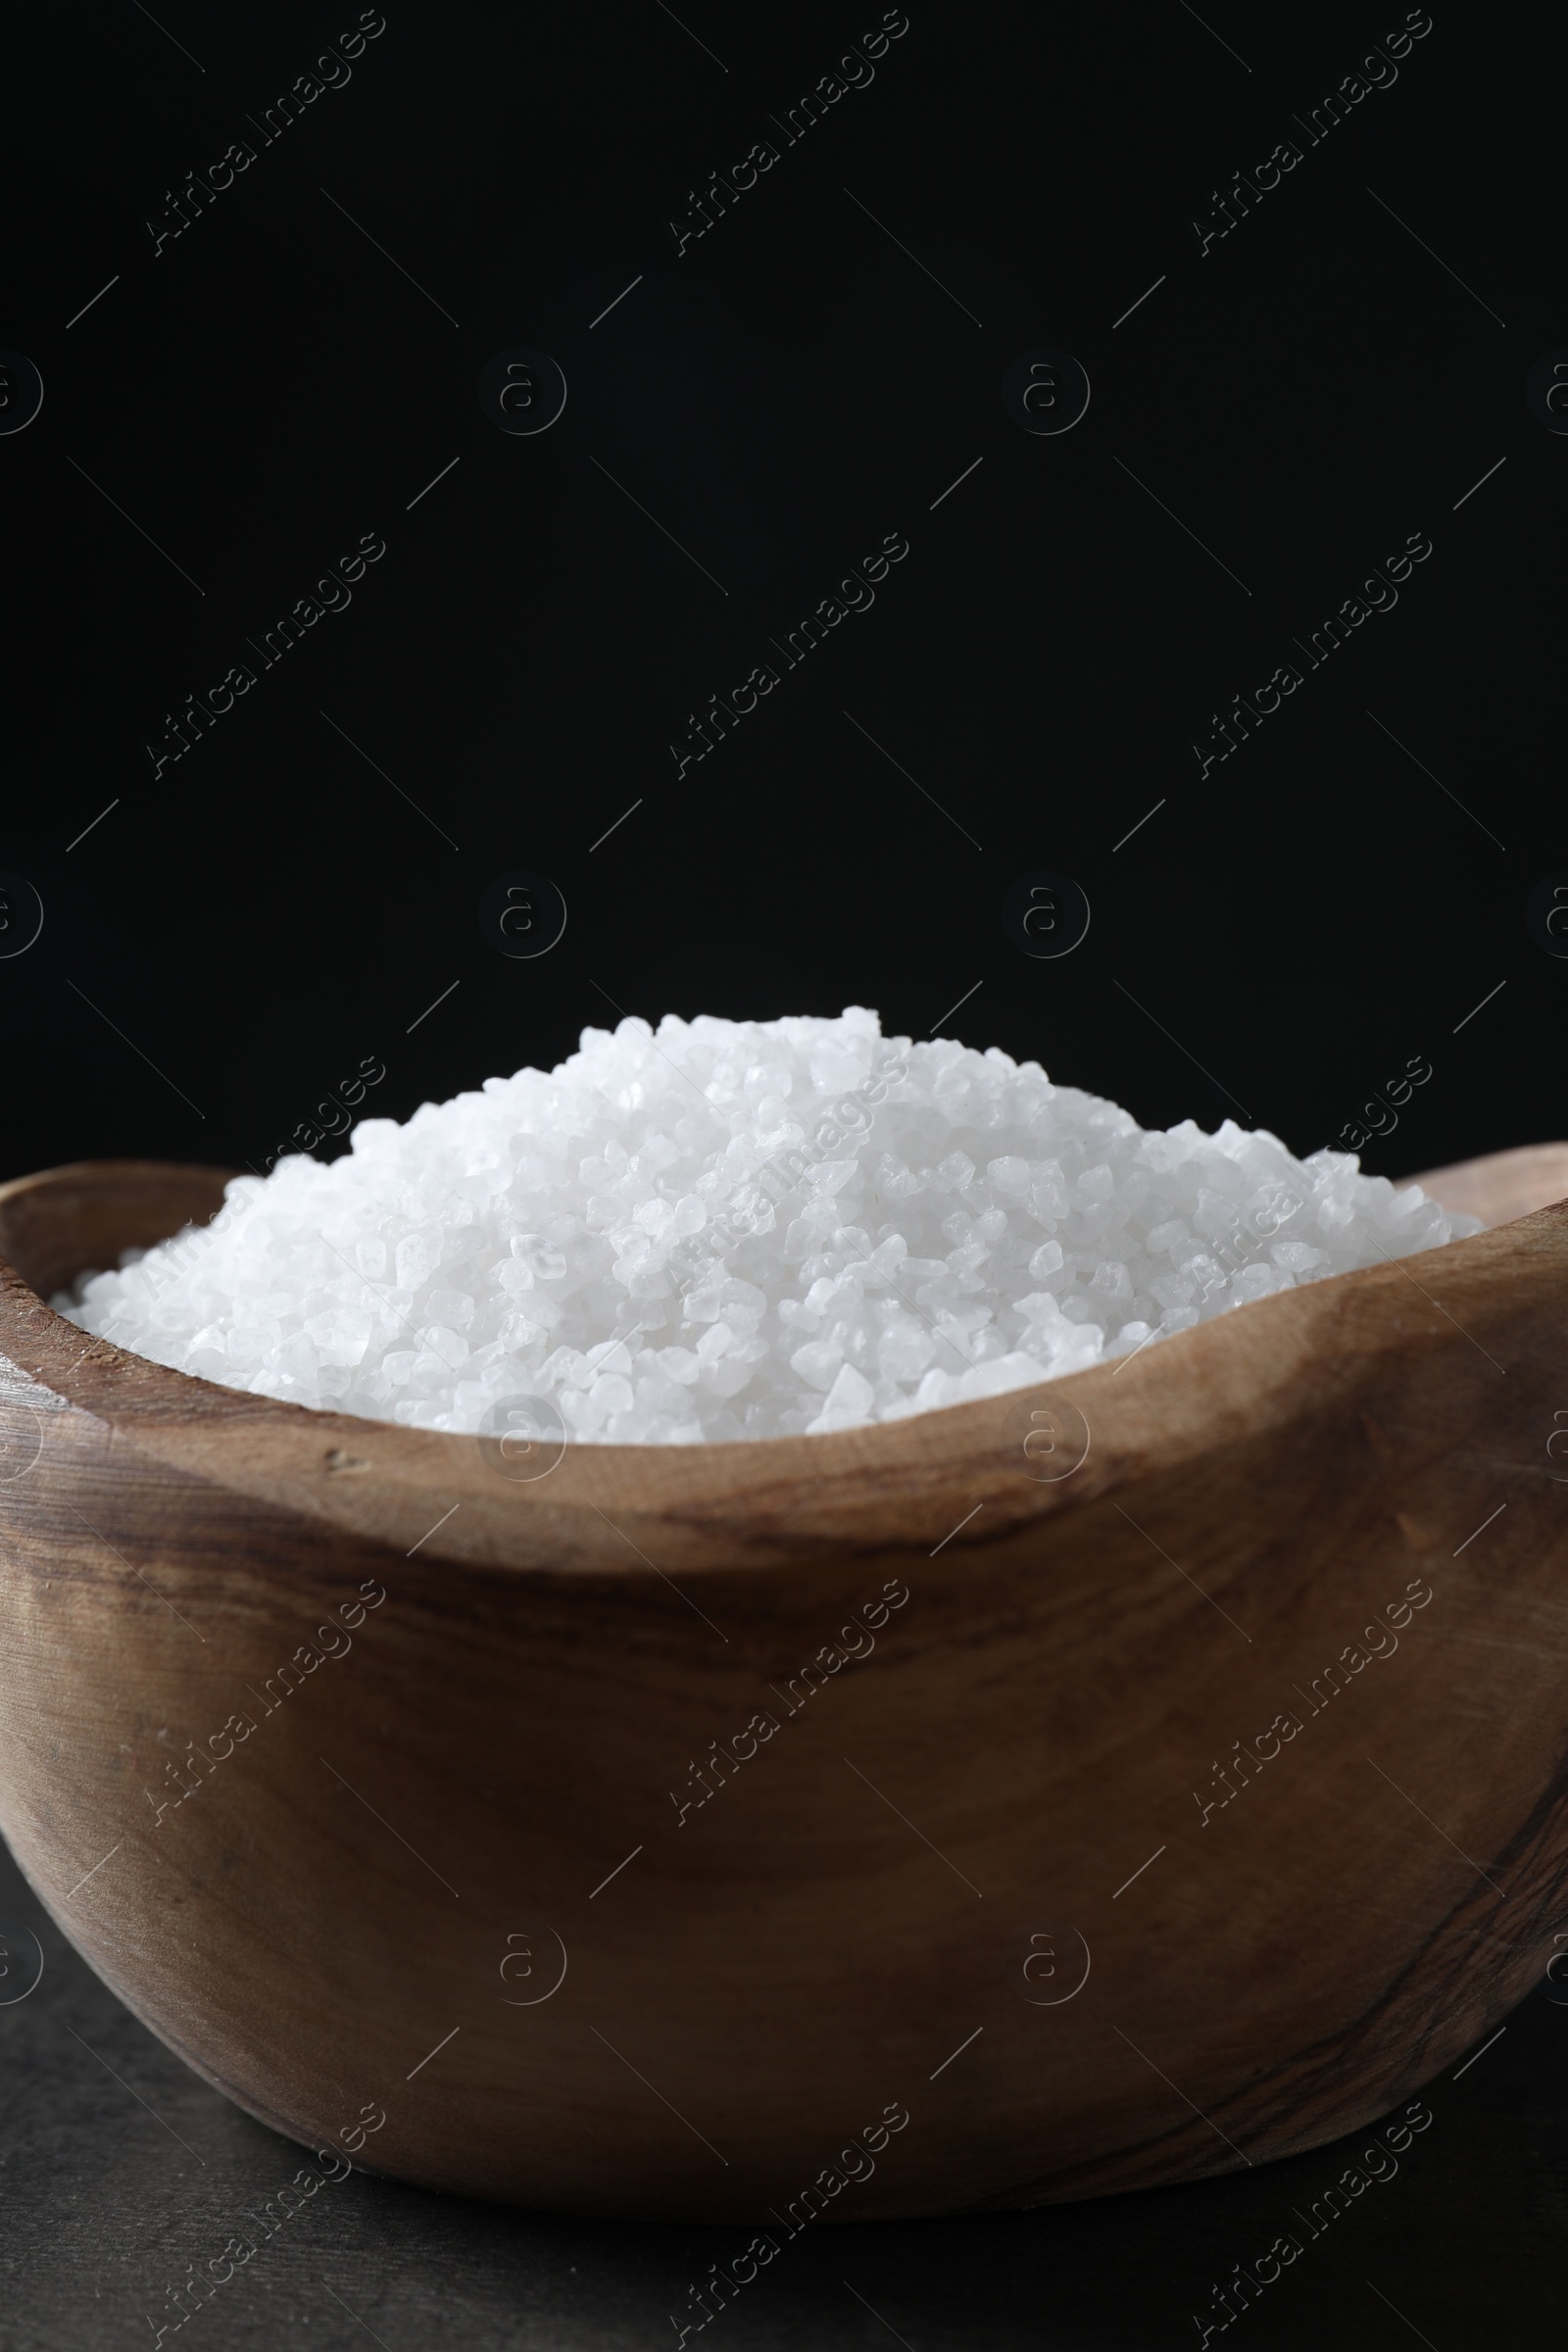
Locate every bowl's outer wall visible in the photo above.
<box><xmin>0</xmin><ymin>1162</ymin><xmax>1566</xmax><ymax>2221</ymax></box>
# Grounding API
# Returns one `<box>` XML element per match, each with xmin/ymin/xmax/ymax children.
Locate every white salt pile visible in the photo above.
<box><xmin>56</xmin><ymin>1010</ymin><xmax>1479</xmax><ymax>1444</ymax></box>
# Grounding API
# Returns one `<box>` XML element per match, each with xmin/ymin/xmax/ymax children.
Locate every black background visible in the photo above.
<box><xmin>2</xmin><ymin>1</ymin><xmax>1562</xmax><ymax>2343</ymax></box>
<box><xmin>2</xmin><ymin>0</ymin><xmax>1555</xmax><ymax>1186</ymax></box>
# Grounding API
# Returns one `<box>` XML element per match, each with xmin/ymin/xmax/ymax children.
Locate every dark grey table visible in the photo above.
<box><xmin>1</xmin><ymin>1833</ymin><xmax>1561</xmax><ymax>2350</ymax></box>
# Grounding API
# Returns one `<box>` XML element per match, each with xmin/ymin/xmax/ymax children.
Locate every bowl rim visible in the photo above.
<box><xmin>0</xmin><ymin>1154</ymin><xmax>1546</xmax><ymax>1581</ymax></box>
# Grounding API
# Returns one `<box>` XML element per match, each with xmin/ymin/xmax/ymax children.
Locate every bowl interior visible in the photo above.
<box><xmin>0</xmin><ymin>1159</ymin><xmax>234</xmax><ymax>1300</ymax></box>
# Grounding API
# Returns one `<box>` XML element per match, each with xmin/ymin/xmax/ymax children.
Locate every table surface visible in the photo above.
<box><xmin>1</xmin><ymin>1835</ymin><xmax>1561</xmax><ymax>2351</ymax></box>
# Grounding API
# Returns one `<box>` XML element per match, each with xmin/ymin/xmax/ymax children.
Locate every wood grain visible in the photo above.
<box><xmin>0</xmin><ymin>1152</ymin><xmax>1565</xmax><ymax>2221</ymax></box>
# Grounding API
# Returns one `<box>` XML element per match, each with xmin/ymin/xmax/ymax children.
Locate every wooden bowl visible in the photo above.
<box><xmin>2</xmin><ymin>1148</ymin><xmax>1567</xmax><ymax>2222</ymax></box>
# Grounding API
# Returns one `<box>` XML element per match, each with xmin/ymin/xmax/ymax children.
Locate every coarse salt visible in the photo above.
<box><xmin>55</xmin><ymin>1010</ymin><xmax>1480</xmax><ymax>1444</ymax></box>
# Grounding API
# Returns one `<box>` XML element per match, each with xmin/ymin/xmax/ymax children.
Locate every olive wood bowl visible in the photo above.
<box><xmin>1</xmin><ymin>1147</ymin><xmax>1566</xmax><ymax>2222</ymax></box>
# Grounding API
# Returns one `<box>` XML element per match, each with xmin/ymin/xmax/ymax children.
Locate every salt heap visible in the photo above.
<box><xmin>56</xmin><ymin>1010</ymin><xmax>1480</xmax><ymax>1444</ymax></box>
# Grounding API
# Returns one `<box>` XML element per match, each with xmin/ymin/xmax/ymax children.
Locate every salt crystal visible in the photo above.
<box><xmin>53</xmin><ymin>1009</ymin><xmax>1482</xmax><ymax>1446</ymax></box>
